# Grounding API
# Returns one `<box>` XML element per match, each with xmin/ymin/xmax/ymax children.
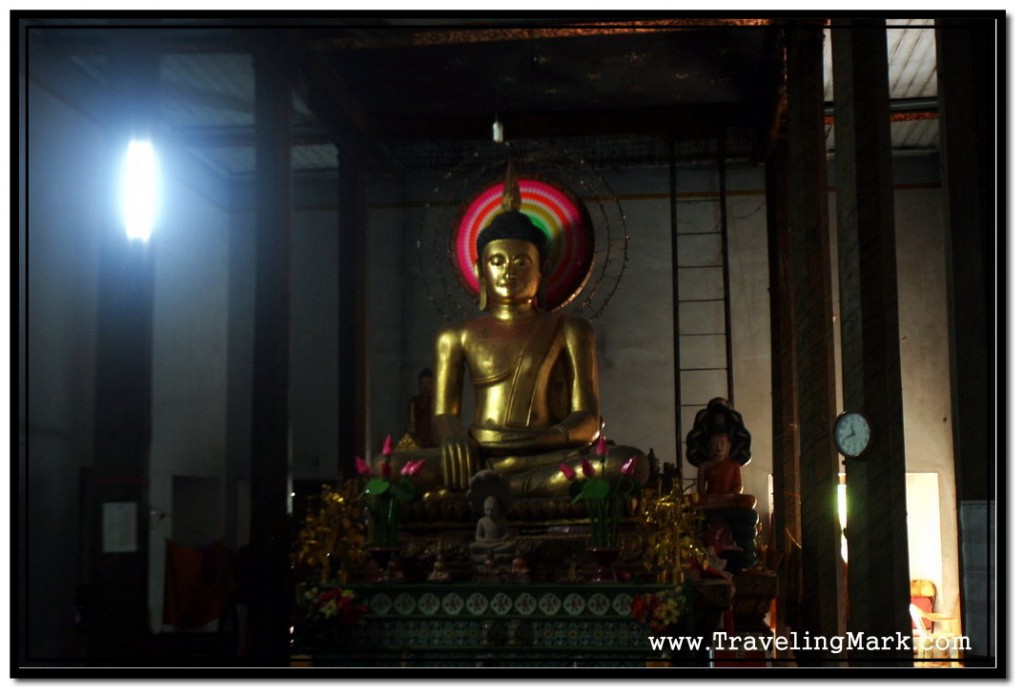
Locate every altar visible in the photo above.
<box><xmin>292</xmin><ymin>580</ymin><xmax>732</xmax><ymax>668</ymax></box>
<box><xmin>290</xmin><ymin>179</ymin><xmax>776</xmax><ymax>669</ymax></box>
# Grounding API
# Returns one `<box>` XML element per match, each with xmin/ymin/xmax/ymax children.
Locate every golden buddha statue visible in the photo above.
<box><xmin>376</xmin><ymin>176</ymin><xmax>647</xmax><ymax>500</ymax></box>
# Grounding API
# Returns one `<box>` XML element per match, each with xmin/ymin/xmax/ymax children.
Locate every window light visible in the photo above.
<box><xmin>122</xmin><ymin>139</ymin><xmax>159</xmax><ymax>242</ymax></box>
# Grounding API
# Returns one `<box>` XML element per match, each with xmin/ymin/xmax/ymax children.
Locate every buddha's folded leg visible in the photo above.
<box><xmin>488</xmin><ymin>444</ymin><xmax>649</xmax><ymax>498</ymax></box>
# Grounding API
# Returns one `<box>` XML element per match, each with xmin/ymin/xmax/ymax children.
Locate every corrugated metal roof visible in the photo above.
<box><xmin>186</xmin><ymin>145</ymin><xmax>251</xmax><ymax>178</ymax></box>
<box><xmin>160</xmin><ymin>53</ymin><xmax>254</xmax><ymax>130</ymax></box>
<box><xmin>823</xmin><ymin>19</ymin><xmax>936</xmax><ymax>102</ymax></box>
<box><xmin>823</xmin><ymin>19</ymin><xmax>937</xmax><ymax>153</ymax></box>
<box><xmin>293</xmin><ymin>144</ymin><xmax>338</xmax><ymax>172</ymax></box>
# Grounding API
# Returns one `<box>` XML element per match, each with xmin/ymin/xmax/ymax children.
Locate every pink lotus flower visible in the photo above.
<box><xmin>559</xmin><ymin>463</ymin><xmax>577</xmax><ymax>480</ymax></box>
<box><xmin>580</xmin><ymin>458</ymin><xmax>596</xmax><ymax>478</ymax></box>
<box><xmin>380</xmin><ymin>460</ymin><xmax>392</xmax><ymax>479</ymax></box>
<box><xmin>401</xmin><ymin>459</ymin><xmax>425</xmax><ymax>477</ymax></box>
<box><xmin>620</xmin><ymin>456</ymin><xmax>637</xmax><ymax>477</ymax></box>
<box><xmin>381</xmin><ymin>434</ymin><xmax>394</xmax><ymax>457</ymax></box>
<box><xmin>595</xmin><ymin>435</ymin><xmax>608</xmax><ymax>458</ymax></box>
<box><xmin>354</xmin><ymin>456</ymin><xmax>372</xmax><ymax>476</ymax></box>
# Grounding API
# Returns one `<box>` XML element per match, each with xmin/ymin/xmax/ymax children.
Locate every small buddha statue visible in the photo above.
<box><xmin>478</xmin><ymin>550</ymin><xmax>502</xmax><ymax>583</ymax></box>
<box><xmin>404</xmin><ymin>368</ymin><xmax>436</xmax><ymax>449</ymax></box>
<box><xmin>470</xmin><ymin>495</ymin><xmax>516</xmax><ymax>565</ymax></box>
<box><xmin>510</xmin><ymin>552</ymin><xmax>531</xmax><ymax>582</ymax></box>
<box><xmin>375</xmin><ymin>170</ymin><xmax>647</xmax><ymax>501</ymax></box>
<box><xmin>426</xmin><ymin>553</ymin><xmax>452</xmax><ymax>583</ymax></box>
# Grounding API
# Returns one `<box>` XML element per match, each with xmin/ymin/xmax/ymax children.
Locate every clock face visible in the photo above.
<box><xmin>835</xmin><ymin>411</ymin><xmax>871</xmax><ymax>458</ymax></box>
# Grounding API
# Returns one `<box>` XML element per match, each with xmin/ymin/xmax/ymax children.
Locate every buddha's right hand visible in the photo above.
<box><xmin>440</xmin><ymin>435</ymin><xmax>478</xmax><ymax>491</ymax></box>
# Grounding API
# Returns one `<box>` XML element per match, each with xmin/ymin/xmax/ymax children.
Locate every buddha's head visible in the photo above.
<box><xmin>483</xmin><ymin>495</ymin><xmax>503</xmax><ymax>520</ymax></box>
<box><xmin>476</xmin><ymin>210</ymin><xmax>549</xmax><ymax>310</ymax></box>
<box><xmin>709</xmin><ymin>431</ymin><xmax>732</xmax><ymax>463</ymax></box>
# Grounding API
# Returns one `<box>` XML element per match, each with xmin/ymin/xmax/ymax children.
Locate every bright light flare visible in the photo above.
<box><xmin>837</xmin><ymin>472</ymin><xmax>848</xmax><ymax>563</ymax></box>
<box><xmin>122</xmin><ymin>139</ymin><xmax>159</xmax><ymax>241</ymax></box>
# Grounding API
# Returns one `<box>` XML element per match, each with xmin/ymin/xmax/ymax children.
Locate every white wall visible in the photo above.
<box><xmin>892</xmin><ymin>186</ymin><xmax>959</xmax><ymax>618</ymax></box>
<box><xmin>290</xmin><ymin>207</ymin><xmax>341</xmax><ymax>479</ymax></box>
<box><xmin>24</xmin><ymin>76</ymin><xmax>105</xmax><ymax>660</ymax></box>
<box><xmin>147</xmin><ymin>169</ymin><xmax>231</xmax><ymax>631</ymax></box>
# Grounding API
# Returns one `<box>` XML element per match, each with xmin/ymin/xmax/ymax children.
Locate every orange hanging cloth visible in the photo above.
<box><xmin>163</xmin><ymin>539</ymin><xmax>236</xmax><ymax>629</ymax></box>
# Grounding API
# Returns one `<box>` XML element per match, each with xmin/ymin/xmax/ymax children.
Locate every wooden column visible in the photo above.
<box><xmin>785</xmin><ymin>20</ymin><xmax>843</xmax><ymax>649</ymax></box>
<box><xmin>831</xmin><ymin>18</ymin><xmax>912</xmax><ymax>664</ymax></box>
<box><xmin>87</xmin><ymin>30</ymin><xmax>159</xmax><ymax>664</ymax></box>
<box><xmin>765</xmin><ymin>137</ymin><xmax>801</xmax><ymax>635</ymax></box>
<box><xmin>336</xmin><ymin>146</ymin><xmax>368</xmax><ymax>475</ymax></box>
<box><xmin>936</xmin><ymin>17</ymin><xmax>999</xmax><ymax>662</ymax></box>
<box><xmin>247</xmin><ymin>35</ymin><xmax>293</xmax><ymax>665</ymax></box>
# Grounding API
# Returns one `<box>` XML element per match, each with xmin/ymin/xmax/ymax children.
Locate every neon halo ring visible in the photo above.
<box><xmin>453</xmin><ymin>178</ymin><xmax>595</xmax><ymax>310</ymax></box>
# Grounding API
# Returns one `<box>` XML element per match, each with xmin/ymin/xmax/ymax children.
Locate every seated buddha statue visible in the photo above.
<box><xmin>376</xmin><ymin>180</ymin><xmax>647</xmax><ymax>501</ymax></box>
<box><xmin>686</xmin><ymin>398</ymin><xmax>758</xmax><ymax>569</ymax></box>
<box><xmin>470</xmin><ymin>495</ymin><xmax>516</xmax><ymax>564</ymax></box>
<box><xmin>696</xmin><ymin>431</ymin><xmax>756</xmax><ymax>509</ymax></box>
<box><xmin>686</xmin><ymin>398</ymin><xmax>756</xmax><ymax>509</ymax></box>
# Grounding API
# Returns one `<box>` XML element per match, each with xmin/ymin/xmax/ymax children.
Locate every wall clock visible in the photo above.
<box><xmin>834</xmin><ymin>411</ymin><xmax>871</xmax><ymax>458</ymax></box>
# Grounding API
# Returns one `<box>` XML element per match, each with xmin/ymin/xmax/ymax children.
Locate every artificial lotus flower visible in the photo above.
<box><xmin>581</xmin><ymin>458</ymin><xmax>596</xmax><ymax>478</ymax></box>
<box><xmin>566</xmin><ymin>440</ymin><xmax>642</xmax><ymax>550</ymax></box>
<box><xmin>359</xmin><ymin>434</ymin><xmax>419</xmax><ymax>547</ymax></box>
<box><xmin>559</xmin><ymin>463</ymin><xmax>577</xmax><ymax>480</ymax></box>
<box><xmin>400</xmin><ymin>459</ymin><xmax>425</xmax><ymax>477</ymax></box>
<box><xmin>354</xmin><ymin>456</ymin><xmax>372</xmax><ymax>476</ymax></box>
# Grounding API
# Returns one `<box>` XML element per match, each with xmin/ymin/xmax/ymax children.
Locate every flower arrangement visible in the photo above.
<box><xmin>559</xmin><ymin>435</ymin><xmax>641</xmax><ymax>549</ymax></box>
<box><xmin>298</xmin><ymin>584</ymin><xmax>369</xmax><ymax>646</ymax></box>
<box><xmin>355</xmin><ymin>434</ymin><xmax>423</xmax><ymax>548</ymax></box>
<box><xmin>631</xmin><ymin>585</ymin><xmax>691</xmax><ymax>634</ymax></box>
<box><xmin>302</xmin><ymin>585</ymin><xmax>369</xmax><ymax>624</ymax></box>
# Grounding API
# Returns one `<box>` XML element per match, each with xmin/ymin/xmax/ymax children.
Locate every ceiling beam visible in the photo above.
<box><xmin>305</xmin><ymin>18</ymin><xmax>777</xmax><ymax>51</ymax></box>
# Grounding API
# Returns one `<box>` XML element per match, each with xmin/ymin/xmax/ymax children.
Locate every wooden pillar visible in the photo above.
<box><xmin>785</xmin><ymin>20</ymin><xmax>843</xmax><ymax>649</ymax></box>
<box><xmin>87</xmin><ymin>30</ymin><xmax>159</xmax><ymax>664</ymax></box>
<box><xmin>936</xmin><ymin>17</ymin><xmax>999</xmax><ymax>662</ymax></box>
<box><xmin>336</xmin><ymin>147</ymin><xmax>368</xmax><ymax>474</ymax></box>
<box><xmin>831</xmin><ymin>18</ymin><xmax>912</xmax><ymax>664</ymax></box>
<box><xmin>247</xmin><ymin>35</ymin><xmax>293</xmax><ymax>665</ymax></box>
<box><xmin>765</xmin><ymin>137</ymin><xmax>801</xmax><ymax>635</ymax></box>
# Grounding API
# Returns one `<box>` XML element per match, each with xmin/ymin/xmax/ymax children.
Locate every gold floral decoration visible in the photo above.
<box><xmin>293</xmin><ymin>478</ymin><xmax>368</xmax><ymax>584</ymax></box>
<box><xmin>636</xmin><ymin>486</ymin><xmax>706</xmax><ymax>584</ymax></box>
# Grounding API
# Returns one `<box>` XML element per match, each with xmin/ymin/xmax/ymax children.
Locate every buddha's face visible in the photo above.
<box><xmin>484</xmin><ymin>497</ymin><xmax>500</xmax><ymax>519</ymax></box>
<box><xmin>709</xmin><ymin>433</ymin><xmax>731</xmax><ymax>462</ymax></box>
<box><xmin>481</xmin><ymin>239</ymin><xmax>541</xmax><ymax>305</ymax></box>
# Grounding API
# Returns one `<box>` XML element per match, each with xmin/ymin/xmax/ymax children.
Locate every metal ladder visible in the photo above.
<box><xmin>670</xmin><ymin>137</ymin><xmax>733</xmax><ymax>471</ymax></box>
